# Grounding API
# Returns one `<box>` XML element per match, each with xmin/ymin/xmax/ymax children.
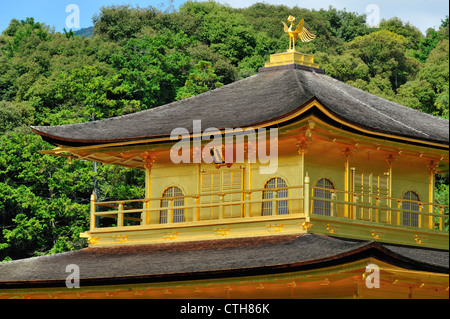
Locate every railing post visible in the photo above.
<box><xmin>398</xmin><ymin>201</ymin><xmax>403</xmax><ymax>226</ymax></box>
<box><xmin>90</xmin><ymin>192</ymin><xmax>96</xmax><ymax>231</ymax></box>
<box><xmin>419</xmin><ymin>204</ymin><xmax>423</xmax><ymax>229</ymax></box>
<box><xmin>331</xmin><ymin>192</ymin><xmax>337</xmax><ymax>217</ymax></box>
<box><xmin>193</xmin><ymin>197</ymin><xmax>199</xmax><ymax>222</ymax></box>
<box><xmin>272</xmin><ymin>191</ymin><xmax>277</xmax><ymax>216</ymax></box>
<box><xmin>219</xmin><ymin>194</ymin><xmax>224</xmax><ymax>220</ymax></box>
<box><xmin>245</xmin><ymin>193</ymin><xmax>250</xmax><ymax>218</ymax></box>
<box><xmin>117</xmin><ymin>202</ymin><xmax>124</xmax><ymax>227</ymax></box>
<box><xmin>375</xmin><ymin>197</ymin><xmax>380</xmax><ymax>223</ymax></box>
<box><xmin>141</xmin><ymin>200</ymin><xmax>147</xmax><ymax>225</ymax></box>
<box><xmin>355</xmin><ymin>197</ymin><xmax>360</xmax><ymax>220</ymax></box>
<box><xmin>350</xmin><ymin>167</ymin><xmax>356</xmax><ymax>219</ymax></box>
<box><xmin>170</xmin><ymin>199</ymin><xmax>174</xmax><ymax>223</ymax></box>
<box><xmin>304</xmin><ymin>174</ymin><xmax>310</xmax><ymax>221</ymax></box>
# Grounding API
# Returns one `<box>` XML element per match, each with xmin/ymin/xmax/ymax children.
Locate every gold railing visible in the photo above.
<box><xmin>310</xmin><ymin>186</ymin><xmax>449</xmax><ymax>232</ymax></box>
<box><xmin>90</xmin><ymin>185</ymin><xmax>306</xmax><ymax>231</ymax></box>
<box><xmin>89</xmin><ymin>182</ymin><xmax>448</xmax><ymax>234</ymax></box>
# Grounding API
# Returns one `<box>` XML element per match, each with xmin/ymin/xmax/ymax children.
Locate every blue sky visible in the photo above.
<box><xmin>0</xmin><ymin>0</ymin><xmax>448</xmax><ymax>34</ymax></box>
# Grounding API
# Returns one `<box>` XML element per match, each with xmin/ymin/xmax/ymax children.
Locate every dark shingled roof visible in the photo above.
<box><xmin>0</xmin><ymin>234</ymin><xmax>448</xmax><ymax>288</ymax></box>
<box><xmin>31</xmin><ymin>69</ymin><xmax>449</xmax><ymax>147</ymax></box>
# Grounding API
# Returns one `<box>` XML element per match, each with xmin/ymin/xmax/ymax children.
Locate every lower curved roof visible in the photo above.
<box><xmin>31</xmin><ymin>69</ymin><xmax>449</xmax><ymax>147</ymax></box>
<box><xmin>0</xmin><ymin>234</ymin><xmax>448</xmax><ymax>288</ymax></box>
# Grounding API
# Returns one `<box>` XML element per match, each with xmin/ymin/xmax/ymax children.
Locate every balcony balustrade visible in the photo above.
<box><xmin>85</xmin><ymin>176</ymin><xmax>448</xmax><ymax>249</ymax></box>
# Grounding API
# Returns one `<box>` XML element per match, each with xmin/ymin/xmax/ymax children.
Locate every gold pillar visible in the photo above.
<box><xmin>385</xmin><ymin>154</ymin><xmax>397</xmax><ymax>225</ymax></box>
<box><xmin>245</xmin><ymin>143</ymin><xmax>255</xmax><ymax>218</ymax></box>
<box><xmin>143</xmin><ymin>153</ymin><xmax>155</xmax><ymax>225</ymax></box>
<box><xmin>304</xmin><ymin>173</ymin><xmax>310</xmax><ymax>221</ymax></box>
<box><xmin>296</xmin><ymin>134</ymin><xmax>310</xmax><ymax>200</ymax></box>
<box><xmin>90</xmin><ymin>191</ymin><xmax>96</xmax><ymax>231</ymax></box>
<box><xmin>342</xmin><ymin>147</ymin><xmax>355</xmax><ymax>218</ymax></box>
<box><xmin>426</xmin><ymin>160</ymin><xmax>439</xmax><ymax>229</ymax></box>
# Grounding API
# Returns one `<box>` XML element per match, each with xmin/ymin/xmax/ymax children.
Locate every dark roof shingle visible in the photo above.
<box><xmin>32</xmin><ymin>69</ymin><xmax>449</xmax><ymax>147</ymax></box>
<box><xmin>1</xmin><ymin>234</ymin><xmax>448</xmax><ymax>288</ymax></box>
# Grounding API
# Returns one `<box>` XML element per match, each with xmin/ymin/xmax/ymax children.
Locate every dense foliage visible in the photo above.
<box><xmin>0</xmin><ymin>1</ymin><xmax>448</xmax><ymax>261</ymax></box>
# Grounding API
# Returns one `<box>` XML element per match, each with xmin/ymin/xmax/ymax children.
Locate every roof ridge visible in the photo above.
<box><xmin>311</xmin><ymin>72</ymin><xmax>431</xmax><ymax>138</ymax></box>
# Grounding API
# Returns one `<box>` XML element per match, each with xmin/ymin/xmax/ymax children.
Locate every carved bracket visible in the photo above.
<box><xmin>142</xmin><ymin>152</ymin><xmax>156</xmax><ymax>169</ymax></box>
<box><xmin>425</xmin><ymin>159</ymin><xmax>440</xmax><ymax>173</ymax></box>
<box><xmin>385</xmin><ymin>153</ymin><xmax>398</xmax><ymax>165</ymax></box>
<box><xmin>342</xmin><ymin>146</ymin><xmax>357</xmax><ymax>159</ymax></box>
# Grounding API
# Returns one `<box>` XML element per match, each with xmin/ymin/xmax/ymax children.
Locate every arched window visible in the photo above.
<box><xmin>313</xmin><ymin>178</ymin><xmax>334</xmax><ymax>216</ymax></box>
<box><xmin>160</xmin><ymin>187</ymin><xmax>185</xmax><ymax>224</ymax></box>
<box><xmin>402</xmin><ymin>191</ymin><xmax>420</xmax><ymax>227</ymax></box>
<box><xmin>262</xmin><ymin>177</ymin><xmax>289</xmax><ymax>216</ymax></box>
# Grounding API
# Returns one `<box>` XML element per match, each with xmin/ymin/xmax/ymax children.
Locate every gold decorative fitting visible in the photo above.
<box><xmin>370</xmin><ymin>230</ymin><xmax>381</xmax><ymax>240</ymax></box>
<box><xmin>320</xmin><ymin>278</ymin><xmax>330</xmax><ymax>286</ymax></box>
<box><xmin>112</xmin><ymin>234</ymin><xmax>128</xmax><ymax>243</ymax></box>
<box><xmin>256</xmin><ymin>283</ymin><xmax>265</xmax><ymax>290</ymax></box>
<box><xmin>325</xmin><ymin>224</ymin><xmax>335</xmax><ymax>234</ymax></box>
<box><xmin>300</xmin><ymin>221</ymin><xmax>312</xmax><ymax>230</ymax></box>
<box><xmin>162</xmin><ymin>289</ymin><xmax>172</xmax><ymax>295</ymax></box>
<box><xmin>214</xmin><ymin>227</ymin><xmax>230</xmax><ymax>236</ymax></box>
<box><xmin>162</xmin><ymin>231</ymin><xmax>178</xmax><ymax>240</ymax></box>
<box><xmin>88</xmin><ymin>236</ymin><xmax>99</xmax><ymax>245</ymax></box>
<box><xmin>287</xmin><ymin>281</ymin><xmax>296</xmax><ymax>288</ymax></box>
<box><xmin>414</xmin><ymin>235</ymin><xmax>425</xmax><ymax>245</ymax></box>
<box><xmin>267</xmin><ymin>224</ymin><xmax>283</xmax><ymax>233</ymax></box>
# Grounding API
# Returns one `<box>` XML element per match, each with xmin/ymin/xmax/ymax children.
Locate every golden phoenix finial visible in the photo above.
<box><xmin>282</xmin><ymin>15</ymin><xmax>316</xmax><ymax>51</ymax></box>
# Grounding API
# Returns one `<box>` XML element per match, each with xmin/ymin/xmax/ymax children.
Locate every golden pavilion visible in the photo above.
<box><xmin>0</xmin><ymin>17</ymin><xmax>448</xmax><ymax>299</ymax></box>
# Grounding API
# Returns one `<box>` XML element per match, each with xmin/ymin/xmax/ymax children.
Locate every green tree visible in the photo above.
<box><xmin>397</xmin><ymin>39</ymin><xmax>449</xmax><ymax>115</ymax></box>
<box><xmin>92</xmin><ymin>5</ymin><xmax>159</xmax><ymax>42</ymax></box>
<box><xmin>315</xmin><ymin>52</ymin><xmax>369</xmax><ymax>83</ymax></box>
<box><xmin>319</xmin><ymin>6</ymin><xmax>373</xmax><ymax>42</ymax></box>
<box><xmin>0</xmin><ymin>130</ymin><xmax>92</xmax><ymax>260</ymax></box>
<box><xmin>56</xmin><ymin>65</ymin><xmax>141</xmax><ymax>120</ymax></box>
<box><xmin>348</xmin><ymin>30</ymin><xmax>420</xmax><ymax>91</ymax></box>
<box><xmin>111</xmin><ymin>31</ymin><xmax>193</xmax><ymax>108</ymax></box>
<box><xmin>379</xmin><ymin>17</ymin><xmax>424</xmax><ymax>49</ymax></box>
<box><xmin>176</xmin><ymin>60</ymin><xmax>223</xmax><ymax>100</ymax></box>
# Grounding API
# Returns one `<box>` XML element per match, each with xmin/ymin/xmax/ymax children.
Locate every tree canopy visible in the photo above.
<box><xmin>0</xmin><ymin>2</ymin><xmax>448</xmax><ymax>261</ymax></box>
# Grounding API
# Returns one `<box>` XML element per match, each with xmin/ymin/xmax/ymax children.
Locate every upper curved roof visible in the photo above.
<box><xmin>31</xmin><ymin>68</ymin><xmax>449</xmax><ymax>147</ymax></box>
